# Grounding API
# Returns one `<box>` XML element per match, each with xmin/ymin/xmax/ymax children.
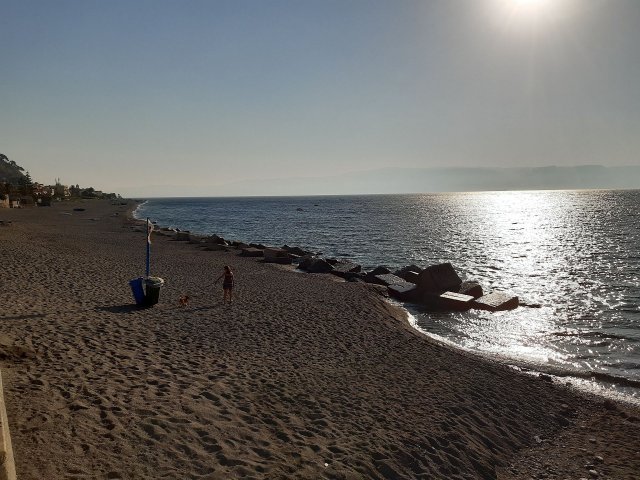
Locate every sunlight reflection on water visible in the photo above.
<box><xmin>138</xmin><ymin>190</ymin><xmax>640</xmax><ymax>397</ymax></box>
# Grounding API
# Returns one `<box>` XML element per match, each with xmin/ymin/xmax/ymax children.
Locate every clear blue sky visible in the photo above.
<box><xmin>1</xmin><ymin>0</ymin><xmax>639</xmax><ymax>196</ymax></box>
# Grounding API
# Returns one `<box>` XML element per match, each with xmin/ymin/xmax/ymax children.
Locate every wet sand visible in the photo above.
<box><xmin>0</xmin><ymin>199</ymin><xmax>638</xmax><ymax>479</ymax></box>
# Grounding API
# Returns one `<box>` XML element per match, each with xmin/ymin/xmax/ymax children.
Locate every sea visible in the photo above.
<box><xmin>135</xmin><ymin>190</ymin><xmax>640</xmax><ymax>403</ymax></box>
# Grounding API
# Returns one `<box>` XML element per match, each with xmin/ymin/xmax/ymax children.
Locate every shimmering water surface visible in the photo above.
<box><xmin>136</xmin><ymin>190</ymin><xmax>640</xmax><ymax>400</ymax></box>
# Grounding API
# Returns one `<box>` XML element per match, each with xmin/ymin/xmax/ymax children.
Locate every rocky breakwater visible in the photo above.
<box><xmin>149</xmin><ymin>223</ymin><xmax>518</xmax><ymax>313</ymax></box>
<box><xmin>297</xmin><ymin>257</ymin><xmax>518</xmax><ymax>313</ymax></box>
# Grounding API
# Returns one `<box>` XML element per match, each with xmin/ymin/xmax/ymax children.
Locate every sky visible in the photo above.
<box><xmin>1</xmin><ymin>0</ymin><xmax>639</xmax><ymax>196</ymax></box>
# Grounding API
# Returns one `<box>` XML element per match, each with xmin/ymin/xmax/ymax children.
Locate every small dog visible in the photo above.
<box><xmin>178</xmin><ymin>294</ymin><xmax>190</xmax><ymax>307</ymax></box>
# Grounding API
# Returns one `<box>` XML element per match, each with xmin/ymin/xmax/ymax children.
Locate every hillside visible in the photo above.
<box><xmin>0</xmin><ymin>154</ymin><xmax>27</xmax><ymax>184</ymax></box>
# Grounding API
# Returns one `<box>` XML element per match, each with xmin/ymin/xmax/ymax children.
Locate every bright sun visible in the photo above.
<box><xmin>491</xmin><ymin>0</ymin><xmax>567</xmax><ymax>28</ymax></box>
<box><xmin>512</xmin><ymin>0</ymin><xmax>553</xmax><ymax>14</ymax></box>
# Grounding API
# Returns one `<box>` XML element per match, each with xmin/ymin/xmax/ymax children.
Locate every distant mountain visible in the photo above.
<box><xmin>121</xmin><ymin>164</ymin><xmax>640</xmax><ymax>197</ymax></box>
<box><xmin>0</xmin><ymin>154</ymin><xmax>27</xmax><ymax>184</ymax></box>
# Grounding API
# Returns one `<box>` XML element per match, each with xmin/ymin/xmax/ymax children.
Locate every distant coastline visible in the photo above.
<box><xmin>117</xmin><ymin>164</ymin><xmax>640</xmax><ymax>198</ymax></box>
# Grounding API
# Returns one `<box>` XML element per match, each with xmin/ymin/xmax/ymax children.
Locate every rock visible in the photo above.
<box><xmin>236</xmin><ymin>242</ymin><xmax>250</xmax><ymax>250</ymax></box>
<box><xmin>388</xmin><ymin>284</ymin><xmax>419</xmax><ymax>302</ymax></box>
<box><xmin>330</xmin><ymin>261</ymin><xmax>362</xmax><ymax>279</ymax></box>
<box><xmin>416</xmin><ymin>263</ymin><xmax>462</xmax><ymax>294</ymax></box>
<box><xmin>282</xmin><ymin>245</ymin><xmax>311</xmax><ymax>257</ymax></box>
<box><xmin>306</xmin><ymin>258</ymin><xmax>334</xmax><ymax>274</ymax></box>
<box><xmin>593</xmin><ymin>456</ymin><xmax>604</xmax><ymax>464</ymax></box>
<box><xmin>394</xmin><ymin>269</ymin><xmax>420</xmax><ymax>284</ymax></box>
<box><xmin>365</xmin><ymin>273</ymin><xmax>406</xmax><ymax>286</ymax></box>
<box><xmin>438</xmin><ymin>291</ymin><xmax>474</xmax><ymax>311</ymax></box>
<box><xmin>240</xmin><ymin>247</ymin><xmax>264</xmax><ymax>257</ymax></box>
<box><xmin>459</xmin><ymin>281</ymin><xmax>483</xmax><ymax>299</ymax></box>
<box><xmin>297</xmin><ymin>255</ymin><xmax>315</xmax><ymax>271</ymax></box>
<box><xmin>346</xmin><ymin>275</ymin><xmax>366</xmax><ymax>283</ymax></box>
<box><xmin>369</xmin><ymin>266</ymin><xmax>391</xmax><ymax>276</ymax></box>
<box><xmin>264</xmin><ymin>248</ymin><xmax>292</xmax><ymax>264</ymax></box>
<box><xmin>249</xmin><ymin>243</ymin><xmax>267</xmax><ymax>250</ymax></box>
<box><xmin>175</xmin><ymin>232</ymin><xmax>190</xmax><ymax>241</ymax></box>
<box><xmin>396</xmin><ymin>264</ymin><xmax>423</xmax><ymax>275</ymax></box>
<box><xmin>205</xmin><ymin>234</ymin><xmax>227</xmax><ymax>245</ymax></box>
<box><xmin>394</xmin><ymin>265</ymin><xmax>422</xmax><ymax>283</ymax></box>
<box><xmin>472</xmin><ymin>291</ymin><xmax>519</xmax><ymax>311</ymax></box>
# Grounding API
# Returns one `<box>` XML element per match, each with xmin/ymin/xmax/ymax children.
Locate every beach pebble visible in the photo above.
<box><xmin>589</xmin><ymin>437</ymin><xmax>597</xmax><ymax>443</ymax></box>
<box><xmin>588</xmin><ymin>469</ymin><xmax>599</xmax><ymax>477</ymax></box>
<box><xmin>594</xmin><ymin>455</ymin><xmax>604</xmax><ymax>463</ymax></box>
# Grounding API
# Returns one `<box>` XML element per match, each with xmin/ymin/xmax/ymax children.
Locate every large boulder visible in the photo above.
<box><xmin>387</xmin><ymin>283</ymin><xmax>419</xmax><ymax>302</ymax></box>
<box><xmin>205</xmin><ymin>234</ymin><xmax>227</xmax><ymax>245</ymax></box>
<box><xmin>416</xmin><ymin>263</ymin><xmax>462</xmax><ymax>294</ymax></box>
<box><xmin>297</xmin><ymin>255</ymin><xmax>315</xmax><ymax>271</ymax></box>
<box><xmin>459</xmin><ymin>281</ymin><xmax>483</xmax><ymax>299</ymax></box>
<box><xmin>264</xmin><ymin>248</ymin><xmax>292</xmax><ymax>265</ymax></box>
<box><xmin>330</xmin><ymin>261</ymin><xmax>362</xmax><ymax>279</ymax></box>
<box><xmin>175</xmin><ymin>231</ymin><xmax>190</xmax><ymax>241</ymax></box>
<box><xmin>366</xmin><ymin>273</ymin><xmax>407</xmax><ymax>287</ymax></box>
<box><xmin>282</xmin><ymin>245</ymin><xmax>312</xmax><ymax>257</ymax></box>
<box><xmin>363</xmin><ymin>266</ymin><xmax>392</xmax><ymax>284</ymax></box>
<box><xmin>394</xmin><ymin>264</ymin><xmax>423</xmax><ymax>284</ymax></box>
<box><xmin>306</xmin><ymin>258</ymin><xmax>334</xmax><ymax>274</ymax></box>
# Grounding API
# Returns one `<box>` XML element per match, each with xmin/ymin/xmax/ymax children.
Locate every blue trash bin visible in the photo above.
<box><xmin>129</xmin><ymin>277</ymin><xmax>146</xmax><ymax>306</ymax></box>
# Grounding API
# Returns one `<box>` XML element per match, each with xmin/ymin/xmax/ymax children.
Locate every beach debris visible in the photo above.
<box><xmin>472</xmin><ymin>291</ymin><xmax>519</xmax><ymax>311</ymax></box>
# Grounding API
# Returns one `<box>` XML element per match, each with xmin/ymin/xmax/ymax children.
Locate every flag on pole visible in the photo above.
<box><xmin>147</xmin><ymin>220</ymin><xmax>154</xmax><ymax>244</ymax></box>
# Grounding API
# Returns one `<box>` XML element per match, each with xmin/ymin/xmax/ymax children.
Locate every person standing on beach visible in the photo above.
<box><xmin>215</xmin><ymin>265</ymin><xmax>234</xmax><ymax>304</ymax></box>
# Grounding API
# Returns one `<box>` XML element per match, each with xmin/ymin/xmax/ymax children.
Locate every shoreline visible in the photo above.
<box><xmin>1</xmin><ymin>199</ymin><xmax>639</xmax><ymax>478</ymax></box>
<box><xmin>134</xmin><ymin>199</ymin><xmax>640</xmax><ymax>406</ymax></box>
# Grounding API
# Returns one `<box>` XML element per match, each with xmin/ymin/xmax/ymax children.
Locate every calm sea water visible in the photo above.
<box><xmin>135</xmin><ymin>191</ymin><xmax>640</xmax><ymax>401</ymax></box>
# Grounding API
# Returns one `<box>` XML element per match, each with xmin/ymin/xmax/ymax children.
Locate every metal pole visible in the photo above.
<box><xmin>146</xmin><ymin>217</ymin><xmax>151</xmax><ymax>277</ymax></box>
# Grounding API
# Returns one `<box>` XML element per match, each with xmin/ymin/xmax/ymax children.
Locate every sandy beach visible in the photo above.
<box><xmin>0</xmin><ymin>199</ymin><xmax>638</xmax><ymax>479</ymax></box>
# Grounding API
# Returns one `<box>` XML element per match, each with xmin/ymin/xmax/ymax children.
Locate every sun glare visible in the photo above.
<box><xmin>490</xmin><ymin>0</ymin><xmax>570</xmax><ymax>28</ymax></box>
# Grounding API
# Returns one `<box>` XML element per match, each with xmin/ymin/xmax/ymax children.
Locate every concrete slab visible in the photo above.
<box><xmin>439</xmin><ymin>291</ymin><xmax>474</xmax><ymax>311</ymax></box>
<box><xmin>473</xmin><ymin>291</ymin><xmax>519</xmax><ymax>311</ymax></box>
